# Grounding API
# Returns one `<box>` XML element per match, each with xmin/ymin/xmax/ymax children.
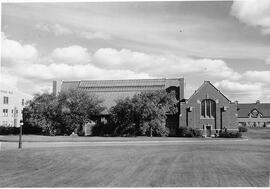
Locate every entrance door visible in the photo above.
<box><xmin>206</xmin><ymin>126</ymin><xmax>211</xmax><ymax>137</ymax></box>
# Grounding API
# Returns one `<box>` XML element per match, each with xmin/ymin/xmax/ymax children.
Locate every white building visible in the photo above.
<box><xmin>0</xmin><ymin>84</ymin><xmax>32</xmax><ymax>127</ymax></box>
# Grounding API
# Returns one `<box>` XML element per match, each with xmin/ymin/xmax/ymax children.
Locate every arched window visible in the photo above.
<box><xmin>201</xmin><ymin>99</ymin><xmax>216</xmax><ymax>118</ymax></box>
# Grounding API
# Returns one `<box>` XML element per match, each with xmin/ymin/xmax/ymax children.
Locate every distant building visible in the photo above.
<box><xmin>237</xmin><ymin>100</ymin><xmax>270</xmax><ymax>127</ymax></box>
<box><xmin>53</xmin><ymin>79</ymin><xmax>239</xmax><ymax>136</ymax></box>
<box><xmin>0</xmin><ymin>86</ymin><xmax>31</xmax><ymax>127</ymax></box>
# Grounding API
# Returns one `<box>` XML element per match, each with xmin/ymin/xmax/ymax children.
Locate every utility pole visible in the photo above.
<box><xmin>19</xmin><ymin>120</ymin><xmax>23</xmax><ymax>149</ymax></box>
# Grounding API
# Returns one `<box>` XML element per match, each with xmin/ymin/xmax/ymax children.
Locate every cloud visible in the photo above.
<box><xmin>214</xmin><ymin>80</ymin><xmax>266</xmax><ymax>102</ymax></box>
<box><xmin>266</xmin><ymin>56</ymin><xmax>270</xmax><ymax>64</ymax></box>
<box><xmin>93</xmin><ymin>48</ymin><xmax>241</xmax><ymax>80</ymax></box>
<box><xmin>35</xmin><ymin>23</ymin><xmax>73</xmax><ymax>36</ymax></box>
<box><xmin>231</xmin><ymin>0</ymin><xmax>270</xmax><ymax>35</ymax></box>
<box><xmin>243</xmin><ymin>70</ymin><xmax>270</xmax><ymax>83</ymax></box>
<box><xmin>1</xmin><ymin>32</ymin><xmax>38</xmax><ymax>65</ymax></box>
<box><xmin>77</xmin><ymin>31</ymin><xmax>111</xmax><ymax>40</ymax></box>
<box><xmin>51</xmin><ymin>45</ymin><xmax>91</xmax><ymax>64</ymax></box>
<box><xmin>35</xmin><ymin>23</ymin><xmax>111</xmax><ymax>40</ymax></box>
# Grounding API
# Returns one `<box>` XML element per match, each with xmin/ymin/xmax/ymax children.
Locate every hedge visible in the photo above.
<box><xmin>219</xmin><ymin>130</ymin><xmax>242</xmax><ymax>138</ymax></box>
<box><xmin>0</xmin><ymin>126</ymin><xmax>20</xmax><ymax>135</ymax></box>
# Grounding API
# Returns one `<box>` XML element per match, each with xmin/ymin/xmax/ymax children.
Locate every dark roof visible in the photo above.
<box><xmin>237</xmin><ymin>103</ymin><xmax>270</xmax><ymax>118</ymax></box>
<box><xmin>61</xmin><ymin>78</ymin><xmax>183</xmax><ymax>113</ymax></box>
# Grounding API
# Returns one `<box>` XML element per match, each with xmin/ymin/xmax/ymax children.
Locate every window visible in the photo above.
<box><xmin>2</xmin><ymin>109</ymin><xmax>8</xmax><ymax>117</ymax></box>
<box><xmin>3</xmin><ymin>96</ymin><xmax>9</xmax><ymax>104</ymax></box>
<box><xmin>22</xmin><ymin>99</ymin><xmax>24</xmax><ymax>106</ymax></box>
<box><xmin>201</xmin><ymin>99</ymin><xmax>216</xmax><ymax>118</ymax></box>
<box><xmin>15</xmin><ymin>110</ymin><xmax>18</xmax><ymax>117</ymax></box>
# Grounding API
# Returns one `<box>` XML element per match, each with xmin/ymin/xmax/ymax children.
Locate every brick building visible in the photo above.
<box><xmin>53</xmin><ymin>79</ymin><xmax>238</xmax><ymax>136</ymax></box>
<box><xmin>237</xmin><ymin>100</ymin><xmax>270</xmax><ymax>127</ymax></box>
<box><xmin>179</xmin><ymin>81</ymin><xmax>238</xmax><ymax>137</ymax></box>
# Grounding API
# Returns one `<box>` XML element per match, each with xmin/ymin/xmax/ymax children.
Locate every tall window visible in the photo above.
<box><xmin>22</xmin><ymin>99</ymin><xmax>25</xmax><ymax>106</ymax></box>
<box><xmin>201</xmin><ymin>99</ymin><xmax>216</xmax><ymax>118</ymax></box>
<box><xmin>3</xmin><ymin>96</ymin><xmax>9</xmax><ymax>104</ymax></box>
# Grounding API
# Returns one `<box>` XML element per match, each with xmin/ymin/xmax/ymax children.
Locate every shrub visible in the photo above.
<box><xmin>0</xmin><ymin>126</ymin><xmax>20</xmax><ymax>135</ymax></box>
<box><xmin>219</xmin><ymin>130</ymin><xmax>242</xmax><ymax>138</ymax></box>
<box><xmin>22</xmin><ymin>125</ymin><xmax>43</xmax><ymax>134</ymax></box>
<box><xmin>238</xmin><ymin>125</ymin><xmax>248</xmax><ymax>132</ymax></box>
<box><xmin>192</xmin><ymin>128</ymin><xmax>203</xmax><ymax>137</ymax></box>
<box><xmin>176</xmin><ymin>127</ymin><xmax>203</xmax><ymax>137</ymax></box>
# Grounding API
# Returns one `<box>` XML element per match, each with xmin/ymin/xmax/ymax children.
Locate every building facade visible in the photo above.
<box><xmin>0</xmin><ymin>87</ymin><xmax>30</xmax><ymax>127</ymax></box>
<box><xmin>237</xmin><ymin>101</ymin><xmax>270</xmax><ymax>127</ymax></box>
<box><xmin>179</xmin><ymin>81</ymin><xmax>238</xmax><ymax>136</ymax></box>
<box><xmin>53</xmin><ymin>79</ymin><xmax>239</xmax><ymax>136</ymax></box>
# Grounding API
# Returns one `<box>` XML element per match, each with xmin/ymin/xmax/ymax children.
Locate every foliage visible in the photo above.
<box><xmin>176</xmin><ymin>126</ymin><xmax>203</xmax><ymax>137</ymax></box>
<box><xmin>110</xmin><ymin>90</ymin><xmax>178</xmax><ymax>136</ymax></box>
<box><xmin>238</xmin><ymin>125</ymin><xmax>248</xmax><ymax>132</ymax></box>
<box><xmin>219</xmin><ymin>130</ymin><xmax>242</xmax><ymax>138</ymax></box>
<box><xmin>91</xmin><ymin>122</ymin><xmax>117</xmax><ymax>136</ymax></box>
<box><xmin>23</xmin><ymin>90</ymin><xmax>105</xmax><ymax>136</ymax></box>
<box><xmin>0</xmin><ymin>126</ymin><xmax>20</xmax><ymax>135</ymax></box>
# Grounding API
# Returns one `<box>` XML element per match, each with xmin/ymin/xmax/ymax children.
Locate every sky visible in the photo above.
<box><xmin>1</xmin><ymin>0</ymin><xmax>270</xmax><ymax>102</ymax></box>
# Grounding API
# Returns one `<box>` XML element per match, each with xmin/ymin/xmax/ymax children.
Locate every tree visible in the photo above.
<box><xmin>57</xmin><ymin>89</ymin><xmax>105</xmax><ymax>135</ymax></box>
<box><xmin>23</xmin><ymin>90</ymin><xmax>105</xmax><ymax>135</ymax></box>
<box><xmin>110</xmin><ymin>90</ymin><xmax>178</xmax><ymax>136</ymax></box>
<box><xmin>23</xmin><ymin>93</ymin><xmax>59</xmax><ymax>135</ymax></box>
<box><xmin>110</xmin><ymin>97</ymin><xmax>141</xmax><ymax>136</ymax></box>
<box><xmin>134</xmin><ymin>90</ymin><xmax>178</xmax><ymax>137</ymax></box>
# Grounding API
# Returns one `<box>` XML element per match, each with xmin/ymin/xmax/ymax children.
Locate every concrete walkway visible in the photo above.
<box><xmin>0</xmin><ymin>138</ymin><xmax>248</xmax><ymax>151</ymax></box>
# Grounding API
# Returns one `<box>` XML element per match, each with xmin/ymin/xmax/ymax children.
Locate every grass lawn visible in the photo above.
<box><xmin>0</xmin><ymin>128</ymin><xmax>269</xmax><ymax>187</ymax></box>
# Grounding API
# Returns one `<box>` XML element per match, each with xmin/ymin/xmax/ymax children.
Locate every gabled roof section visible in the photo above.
<box><xmin>187</xmin><ymin>81</ymin><xmax>231</xmax><ymax>103</ymax></box>
<box><xmin>237</xmin><ymin>102</ymin><xmax>270</xmax><ymax>118</ymax></box>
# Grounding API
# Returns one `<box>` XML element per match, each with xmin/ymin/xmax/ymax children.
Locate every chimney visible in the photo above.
<box><xmin>52</xmin><ymin>80</ymin><xmax>62</xmax><ymax>96</ymax></box>
<box><xmin>256</xmin><ymin>100</ymin><xmax>260</xmax><ymax>104</ymax></box>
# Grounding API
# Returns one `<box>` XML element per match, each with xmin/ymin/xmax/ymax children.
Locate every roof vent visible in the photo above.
<box><xmin>256</xmin><ymin>100</ymin><xmax>260</xmax><ymax>104</ymax></box>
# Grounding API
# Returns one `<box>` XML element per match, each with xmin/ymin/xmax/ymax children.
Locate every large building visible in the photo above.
<box><xmin>53</xmin><ymin>78</ymin><xmax>239</xmax><ymax>136</ymax></box>
<box><xmin>0</xmin><ymin>86</ymin><xmax>31</xmax><ymax>127</ymax></box>
<box><xmin>237</xmin><ymin>100</ymin><xmax>270</xmax><ymax>127</ymax></box>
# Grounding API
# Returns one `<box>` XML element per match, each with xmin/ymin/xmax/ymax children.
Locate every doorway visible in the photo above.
<box><xmin>206</xmin><ymin>126</ymin><xmax>211</xmax><ymax>137</ymax></box>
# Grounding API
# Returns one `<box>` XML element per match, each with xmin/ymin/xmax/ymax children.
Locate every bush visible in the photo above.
<box><xmin>91</xmin><ymin>122</ymin><xmax>116</xmax><ymax>136</ymax></box>
<box><xmin>22</xmin><ymin>125</ymin><xmax>43</xmax><ymax>134</ymax></box>
<box><xmin>219</xmin><ymin>130</ymin><xmax>242</xmax><ymax>138</ymax></box>
<box><xmin>238</xmin><ymin>125</ymin><xmax>248</xmax><ymax>132</ymax></box>
<box><xmin>176</xmin><ymin>127</ymin><xmax>203</xmax><ymax>137</ymax></box>
<box><xmin>0</xmin><ymin>126</ymin><xmax>20</xmax><ymax>135</ymax></box>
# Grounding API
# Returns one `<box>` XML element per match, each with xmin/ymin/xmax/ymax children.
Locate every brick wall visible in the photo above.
<box><xmin>179</xmin><ymin>81</ymin><xmax>238</xmax><ymax>131</ymax></box>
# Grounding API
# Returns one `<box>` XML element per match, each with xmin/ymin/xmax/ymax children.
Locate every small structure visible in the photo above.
<box><xmin>237</xmin><ymin>100</ymin><xmax>270</xmax><ymax>127</ymax></box>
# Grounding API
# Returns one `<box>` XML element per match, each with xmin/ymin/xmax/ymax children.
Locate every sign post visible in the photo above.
<box><xmin>19</xmin><ymin>120</ymin><xmax>23</xmax><ymax>149</ymax></box>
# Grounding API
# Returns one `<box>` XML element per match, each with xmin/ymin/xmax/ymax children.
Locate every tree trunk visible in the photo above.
<box><xmin>150</xmin><ymin>126</ymin><xmax>152</xmax><ymax>137</ymax></box>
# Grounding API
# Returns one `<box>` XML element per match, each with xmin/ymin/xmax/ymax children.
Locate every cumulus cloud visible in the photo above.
<box><xmin>51</xmin><ymin>45</ymin><xmax>91</xmax><ymax>64</ymax></box>
<box><xmin>93</xmin><ymin>48</ymin><xmax>241</xmax><ymax>80</ymax></box>
<box><xmin>214</xmin><ymin>80</ymin><xmax>266</xmax><ymax>102</ymax></box>
<box><xmin>1</xmin><ymin>32</ymin><xmax>38</xmax><ymax>65</ymax></box>
<box><xmin>243</xmin><ymin>70</ymin><xmax>270</xmax><ymax>83</ymax></box>
<box><xmin>231</xmin><ymin>0</ymin><xmax>270</xmax><ymax>35</ymax></box>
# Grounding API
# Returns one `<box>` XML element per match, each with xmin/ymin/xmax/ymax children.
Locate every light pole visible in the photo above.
<box><xmin>19</xmin><ymin>120</ymin><xmax>23</xmax><ymax>149</ymax></box>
